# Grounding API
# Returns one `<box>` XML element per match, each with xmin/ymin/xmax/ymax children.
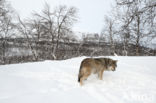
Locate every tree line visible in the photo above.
<box><xmin>0</xmin><ymin>0</ymin><xmax>156</xmax><ymax>65</ymax></box>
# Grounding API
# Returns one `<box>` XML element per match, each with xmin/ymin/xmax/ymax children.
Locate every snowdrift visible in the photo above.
<box><xmin>0</xmin><ymin>56</ymin><xmax>156</xmax><ymax>103</ymax></box>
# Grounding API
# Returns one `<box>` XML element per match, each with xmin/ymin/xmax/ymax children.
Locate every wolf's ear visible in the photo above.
<box><xmin>115</xmin><ymin>60</ymin><xmax>118</xmax><ymax>63</ymax></box>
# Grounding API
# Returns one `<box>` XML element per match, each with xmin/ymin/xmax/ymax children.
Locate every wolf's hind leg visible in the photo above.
<box><xmin>80</xmin><ymin>72</ymin><xmax>91</xmax><ymax>86</ymax></box>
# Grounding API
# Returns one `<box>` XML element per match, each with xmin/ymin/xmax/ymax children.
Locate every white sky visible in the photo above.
<box><xmin>10</xmin><ymin>0</ymin><xmax>115</xmax><ymax>33</ymax></box>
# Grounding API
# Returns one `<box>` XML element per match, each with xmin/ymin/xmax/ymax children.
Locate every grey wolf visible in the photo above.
<box><xmin>78</xmin><ymin>57</ymin><xmax>117</xmax><ymax>85</ymax></box>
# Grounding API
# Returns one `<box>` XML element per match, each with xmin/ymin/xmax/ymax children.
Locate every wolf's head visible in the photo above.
<box><xmin>108</xmin><ymin>60</ymin><xmax>117</xmax><ymax>71</ymax></box>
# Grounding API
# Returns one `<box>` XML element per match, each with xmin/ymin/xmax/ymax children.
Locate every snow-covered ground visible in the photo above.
<box><xmin>0</xmin><ymin>56</ymin><xmax>156</xmax><ymax>103</ymax></box>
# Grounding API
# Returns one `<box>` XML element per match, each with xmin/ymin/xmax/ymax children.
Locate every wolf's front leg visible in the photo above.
<box><xmin>99</xmin><ymin>70</ymin><xmax>104</xmax><ymax>80</ymax></box>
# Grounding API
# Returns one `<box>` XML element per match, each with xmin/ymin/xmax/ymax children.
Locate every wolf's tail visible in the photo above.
<box><xmin>78</xmin><ymin>64</ymin><xmax>83</xmax><ymax>82</ymax></box>
<box><xmin>78</xmin><ymin>74</ymin><xmax>81</xmax><ymax>82</ymax></box>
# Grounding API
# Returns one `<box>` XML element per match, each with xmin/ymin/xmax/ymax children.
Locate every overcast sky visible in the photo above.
<box><xmin>10</xmin><ymin>0</ymin><xmax>115</xmax><ymax>33</ymax></box>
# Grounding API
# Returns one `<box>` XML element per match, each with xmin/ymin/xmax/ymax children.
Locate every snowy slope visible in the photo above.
<box><xmin>0</xmin><ymin>56</ymin><xmax>156</xmax><ymax>103</ymax></box>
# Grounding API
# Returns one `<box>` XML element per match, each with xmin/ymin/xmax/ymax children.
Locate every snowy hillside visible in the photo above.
<box><xmin>0</xmin><ymin>56</ymin><xmax>156</xmax><ymax>103</ymax></box>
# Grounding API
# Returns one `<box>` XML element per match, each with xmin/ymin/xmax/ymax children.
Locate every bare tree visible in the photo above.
<box><xmin>17</xmin><ymin>17</ymin><xmax>38</xmax><ymax>61</ymax></box>
<box><xmin>116</xmin><ymin>0</ymin><xmax>156</xmax><ymax>55</ymax></box>
<box><xmin>0</xmin><ymin>0</ymin><xmax>15</xmax><ymax>64</ymax></box>
<box><xmin>32</xmin><ymin>3</ymin><xmax>56</xmax><ymax>59</ymax></box>
<box><xmin>102</xmin><ymin>16</ymin><xmax>117</xmax><ymax>55</ymax></box>
<box><xmin>54</xmin><ymin>5</ymin><xmax>77</xmax><ymax>56</ymax></box>
<box><xmin>33</xmin><ymin>3</ymin><xmax>78</xmax><ymax>59</ymax></box>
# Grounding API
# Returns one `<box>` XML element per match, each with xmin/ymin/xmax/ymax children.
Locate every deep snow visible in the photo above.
<box><xmin>0</xmin><ymin>56</ymin><xmax>156</xmax><ymax>103</ymax></box>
